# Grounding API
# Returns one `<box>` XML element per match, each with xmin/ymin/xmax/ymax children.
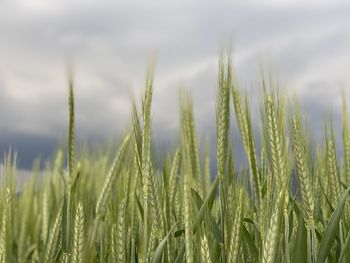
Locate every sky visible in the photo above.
<box><xmin>0</xmin><ymin>1</ymin><xmax>350</xmax><ymax>169</ymax></box>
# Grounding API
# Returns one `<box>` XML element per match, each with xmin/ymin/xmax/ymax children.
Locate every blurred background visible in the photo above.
<box><xmin>0</xmin><ymin>1</ymin><xmax>350</xmax><ymax>171</ymax></box>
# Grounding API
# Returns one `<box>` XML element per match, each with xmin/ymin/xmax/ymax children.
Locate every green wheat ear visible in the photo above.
<box><xmin>262</xmin><ymin>189</ymin><xmax>284</xmax><ymax>263</ymax></box>
<box><xmin>95</xmin><ymin>134</ymin><xmax>131</xmax><ymax>217</ymax></box>
<box><xmin>291</xmin><ymin>113</ymin><xmax>314</xmax><ymax>228</ymax></box>
<box><xmin>141</xmin><ymin>69</ymin><xmax>154</xmax><ymax>260</ymax></box>
<box><xmin>0</xmin><ymin>188</ymin><xmax>11</xmax><ymax>263</ymax></box>
<box><xmin>183</xmin><ymin>145</ymin><xmax>193</xmax><ymax>263</ymax></box>
<box><xmin>232</xmin><ymin>88</ymin><xmax>260</xmax><ymax>206</ymax></box>
<box><xmin>62</xmin><ymin>77</ymin><xmax>75</xmax><ymax>256</ymax></box>
<box><xmin>72</xmin><ymin>202</ymin><xmax>84</xmax><ymax>263</ymax></box>
<box><xmin>200</xmin><ymin>233</ymin><xmax>211</xmax><ymax>263</ymax></box>
<box><xmin>179</xmin><ymin>93</ymin><xmax>201</xmax><ymax>180</ymax></box>
<box><xmin>44</xmin><ymin>208</ymin><xmax>62</xmax><ymax>263</ymax></box>
<box><xmin>216</xmin><ymin>55</ymin><xmax>231</xmax><ymax>184</ymax></box>
<box><xmin>216</xmin><ymin>54</ymin><xmax>232</xmax><ymax>258</ymax></box>
<box><xmin>68</xmin><ymin>77</ymin><xmax>75</xmax><ymax>178</ymax></box>
<box><xmin>228</xmin><ymin>188</ymin><xmax>245</xmax><ymax>263</ymax></box>
<box><xmin>325</xmin><ymin>125</ymin><xmax>341</xmax><ymax>208</ymax></box>
<box><xmin>116</xmin><ymin>198</ymin><xmax>127</xmax><ymax>262</ymax></box>
<box><xmin>168</xmin><ymin>149</ymin><xmax>181</xmax><ymax>206</ymax></box>
<box><xmin>342</xmin><ymin>92</ymin><xmax>350</xmax><ymax>185</ymax></box>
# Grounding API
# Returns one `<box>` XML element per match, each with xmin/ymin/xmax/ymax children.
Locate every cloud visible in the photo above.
<box><xmin>0</xmin><ymin>1</ymin><xmax>350</xmax><ymax>168</ymax></box>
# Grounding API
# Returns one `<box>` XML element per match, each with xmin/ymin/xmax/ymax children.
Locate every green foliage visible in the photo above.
<box><xmin>1</xmin><ymin>57</ymin><xmax>350</xmax><ymax>263</ymax></box>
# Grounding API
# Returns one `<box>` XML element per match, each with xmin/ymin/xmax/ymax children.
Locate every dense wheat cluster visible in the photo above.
<box><xmin>1</xmin><ymin>57</ymin><xmax>350</xmax><ymax>263</ymax></box>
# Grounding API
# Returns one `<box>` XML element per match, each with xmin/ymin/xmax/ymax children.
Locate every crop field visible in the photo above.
<box><xmin>1</xmin><ymin>57</ymin><xmax>350</xmax><ymax>263</ymax></box>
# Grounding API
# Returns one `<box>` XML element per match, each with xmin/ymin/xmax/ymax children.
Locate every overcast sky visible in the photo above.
<box><xmin>1</xmin><ymin>1</ymin><xmax>350</xmax><ymax>168</ymax></box>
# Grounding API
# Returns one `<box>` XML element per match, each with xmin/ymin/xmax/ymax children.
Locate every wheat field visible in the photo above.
<box><xmin>1</xmin><ymin>56</ymin><xmax>350</xmax><ymax>263</ymax></box>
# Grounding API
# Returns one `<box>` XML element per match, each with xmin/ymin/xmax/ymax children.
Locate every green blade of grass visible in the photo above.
<box><xmin>151</xmin><ymin>224</ymin><xmax>177</xmax><ymax>263</ymax></box>
<box><xmin>316</xmin><ymin>186</ymin><xmax>350</xmax><ymax>263</ymax></box>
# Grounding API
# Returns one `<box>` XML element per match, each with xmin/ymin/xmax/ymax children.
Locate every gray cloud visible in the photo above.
<box><xmin>0</xmin><ymin>1</ymin><xmax>350</xmax><ymax>168</ymax></box>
